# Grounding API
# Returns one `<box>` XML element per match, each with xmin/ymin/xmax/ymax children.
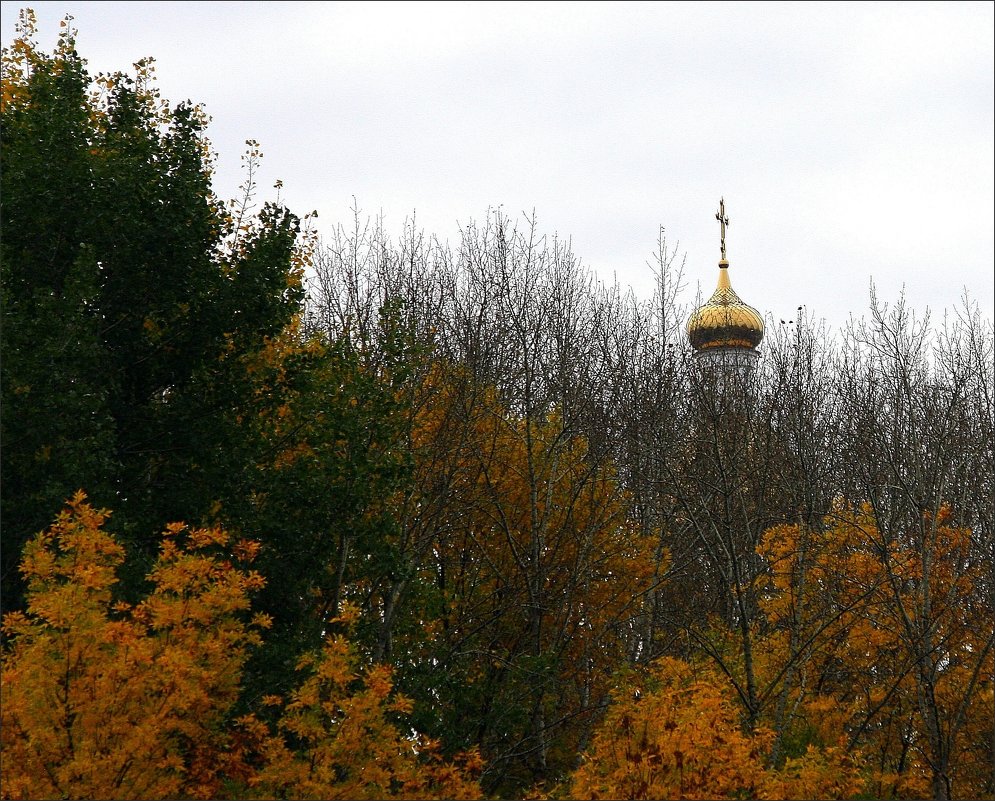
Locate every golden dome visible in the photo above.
<box><xmin>687</xmin><ymin>260</ymin><xmax>765</xmax><ymax>351</ymax></box>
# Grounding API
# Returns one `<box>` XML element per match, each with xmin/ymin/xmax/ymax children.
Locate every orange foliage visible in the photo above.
<box><xmin>755</xmin><ymin>503</ymin><xmax>993</xmax><ymax>799</ymax></box>
<box><xmin>409</xmin><ymin>362</ymin><xmax>660</xmax><ymax>781</ymax></box>
<box><xmin>568</xmin><ymin>658</ymin><xmax>863</xmax><ymax>800</ymax></box>
<box><xmin>1</xmin><ymin>9</ymin><xmax>42</xmax><ymax>112</ymax></box>
<box><xmin>416</xmin><ymin>360</ymin><xmax>659</xmax><ymax>648</ymax></box>
<box><xmin>0</xmin><ymin>494</ymin><xmax>483</xmax><ymax>801</ymax></box>
<box><xmin>1</xmin><ymin>492</ymin><xmax>266</xmax><ymax>800</ymax></box>
<box><xmin>243</xmin><ymin>605</ymin><xmax>482</xmax><ymax>800</ymax></box>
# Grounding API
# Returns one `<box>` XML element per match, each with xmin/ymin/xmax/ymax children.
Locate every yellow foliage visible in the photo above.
<box><xmin>754</xmin><ymin>502</ymin><xmax>993</xmax><ymax>799</ymax></box>
<box><xmin>0</xmin><ymin>9</ymin><xmax>40</xmax><ymax>112</ymax></box>
<box><xmin>568</xmin><ymin>658</ymin><xmax>864</xmax><ymax>800</ymax></box>
<box><xmin>410</xmin><ymin>361</ymin><xmax>662</xmax><ymax>774</ymax></box>
<box><xmin>245</xmin><ymin>629</ymin><xmax>482</xmax><ymax>800</ymax></box>
<box><xmin>1</xmin><ymin>494</ymin><xmax>484</xmax><ymax>800</ymax></box>
<box><xmin>766</xmin><ymin>745</ymin><xmax>864</xmax><ymax>800</ymax></box>
<box><xmin>1</xmin><ymin>492</ymin><xmax>267</xmax><ymax>800</ymax></box>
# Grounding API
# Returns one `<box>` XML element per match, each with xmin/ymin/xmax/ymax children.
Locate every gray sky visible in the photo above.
<box><xmin>3</xmin><ymin>1</ymin><xmax>993</xmax><ymax>334</ymax></box>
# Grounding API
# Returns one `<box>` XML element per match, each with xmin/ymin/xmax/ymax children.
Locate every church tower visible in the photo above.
<box><xmin>686</xmin><ymin>198</ymin><xmax>765</xmax><ymax>372</ymax></box>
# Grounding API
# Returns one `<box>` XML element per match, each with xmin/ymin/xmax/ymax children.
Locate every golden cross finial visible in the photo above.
<box><xmin>715</xmin><ymin>197</ymin><xmax>729</xmax><ymax>261</ymax></box>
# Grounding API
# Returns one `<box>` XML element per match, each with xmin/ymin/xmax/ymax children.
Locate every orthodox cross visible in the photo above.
<box><xmin>715</xmin><ymin>198</ymin><xmax>729</xmax><ymax>261</ymax></box>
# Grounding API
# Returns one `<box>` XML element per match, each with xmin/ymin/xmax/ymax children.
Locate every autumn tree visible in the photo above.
<box><xmin>830</xmin><ymin>295</ymin><xmax>995</xmax><ymax>800</ymax></box>
<box><xmin>306</xmin><ymin>210</ymin><xmax>668</xmax><ymax>793</ymax></box>
<box><xmin>567</xmin><ymin>656</ymin><xmax>864</xmax><ymax>800</ymax></box>
<box><xmin>567</xmin><ymin>496</ymin><xmax>992</xmax><ymax>800</ymax></box>
<box><xmin>398</xmin><ymin>365</ymin><xmax>656</xmax><ymax>793</ymax></box>
<box><xmin>755</xmin><ymin>504</ymin><xmax>994</xmax><ymax>799</ymax></box>
<box><xmin>0</xmin><ymin>493</ymin><xmax>269</xmax><ymax>800</ymax></box>
<box><xmin>241</xmin><ymin>604</ymin><xmax>482</xmax><ymax>801</ymax></box>
<box><xmin>1</xmin><ymin>494</ymin><xmax>485</xmax><ymax>801</ymax></box>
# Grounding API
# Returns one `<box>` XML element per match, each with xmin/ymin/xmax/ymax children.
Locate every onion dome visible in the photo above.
<box><xmin>687</xmin><ymin>259</ymin><xmax>765</xmax><ymax>350</ymax></box>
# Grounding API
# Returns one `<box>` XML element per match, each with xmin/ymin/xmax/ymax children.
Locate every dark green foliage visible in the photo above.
<box><xmin>1</xmin><ymin>21</ymin><xmax>418</xmax><ymax>707</ymax></box>
<box><xmin>1</xmin><ymin>20</ymin><xmax>303</xmax><ymax>608</ymax></box>
<box><xmin>224</xmin><ymin>325</ymin><xmax>414</xmax><ymax>702</ymax></box>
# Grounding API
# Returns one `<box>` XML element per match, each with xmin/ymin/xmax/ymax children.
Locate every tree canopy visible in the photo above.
<box><xmin>2</xmin><ymin>12</ymin><xmax>993</xmax><ymax>801</ymax></box>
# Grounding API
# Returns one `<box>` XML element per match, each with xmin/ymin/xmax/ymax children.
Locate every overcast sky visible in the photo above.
<box><xmin>4</xmin><ymin>1</ymin><xmax>993</xmax><ymax>334</ymax></box>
